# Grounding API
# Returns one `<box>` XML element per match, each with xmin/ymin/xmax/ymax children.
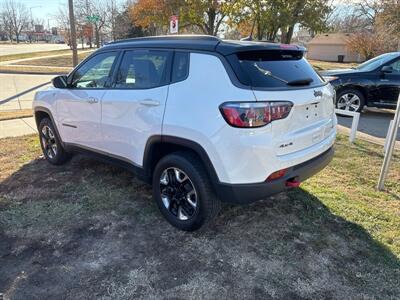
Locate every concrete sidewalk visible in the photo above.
<box><xmin>0</xmin><ymin>117</ymin><xmax>37</xmax><ymax>139</ymax></box>
<box><xmin>0</xmin><ymin>73</ymin><xmax>53</xmax><ymax>110</ymax></box>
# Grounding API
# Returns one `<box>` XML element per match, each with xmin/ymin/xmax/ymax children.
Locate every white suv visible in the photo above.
<box><xmin>33</xmin><ymin>36</ymin><xmax>336</xmax><ymax>231</ymax></box>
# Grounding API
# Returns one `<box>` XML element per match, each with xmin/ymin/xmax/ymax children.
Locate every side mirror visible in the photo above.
<box><xmin>52</xmin><ymin>75</ymin><xmax>68</xmax><ymax>88</ymax></box>
<box><xmin>381</xmin><ymin>65</ymin><xmax>393</xmax><ymax>73</ymax></box>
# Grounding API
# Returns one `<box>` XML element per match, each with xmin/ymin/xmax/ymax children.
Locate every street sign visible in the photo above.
<box><xmin>86</xmin><ymin>15</ymin><xmax>100</xmax><ymax>23</ymax></box>
<box><xmin>170</xmin><ymin>15</ymin><xmax>178</xmax><ymax>34</ymax></box>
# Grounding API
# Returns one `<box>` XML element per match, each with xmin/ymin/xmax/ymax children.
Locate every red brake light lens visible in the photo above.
<box><xmin>267</xmin><ymin>168</ymin><xmax>288</xmax><ymax>181</ymax></box>
<box><xmin>220</xmin><ymin>101</ymin><xmax>292</xmax><ymax>128</ymax></box>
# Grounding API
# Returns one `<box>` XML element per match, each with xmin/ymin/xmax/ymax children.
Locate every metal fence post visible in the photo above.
<box><xmin>377</xmin><ymin>91</ymin><xmax>400</xmax><ymax>190</ymax></box>
<box><xmin>383</xmin><ymin>120</ymin><xmax>394</xmax><ymax>154</ymax></box>
<box><xmin>334</xmin><ymin>109</ymin><xmax>360</xmax><ymax>143</ymax></box>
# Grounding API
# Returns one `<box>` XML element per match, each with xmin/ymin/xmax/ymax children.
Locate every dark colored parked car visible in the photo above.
<box><xmin>321</xmin><ymin>52</ymin><xmax>400</xmax><ymax>112</ymax></box>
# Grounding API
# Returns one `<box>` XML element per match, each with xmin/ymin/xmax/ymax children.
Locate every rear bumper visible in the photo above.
<box><xmin>215</xmin><ymin>146</ymin><xmax>334</xmax><ymax>204</ymax></box>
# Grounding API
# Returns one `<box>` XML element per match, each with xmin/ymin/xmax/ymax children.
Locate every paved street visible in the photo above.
<box><xmin>337</xmin><ymin>108</ymin><xmax>400</xmax><ymax>141</ymax></box>
<box><xmin>0</xmin><ymin>117</ymin><xmax>37</xmax><ymax>138</ymax></box>
<box><xmin>0</xmin><ymin>73</ymin><xmax>53</xmax><ymax>110</ymax></box>
<box><xmin>0</xmin><ymin>43</ymin><xmax>69</xmax><ymax>56</ymax></box>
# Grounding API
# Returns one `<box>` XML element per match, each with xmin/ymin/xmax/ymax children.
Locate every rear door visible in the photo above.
<box><xmin>231</xmin><ymin>50</ymin><xmax>335</xmax><ymax>155</ymax></box>
<box><xmin>100</xmin><ymin>49</ymin><xmax>172</xmax><ymax>165</ymax></box>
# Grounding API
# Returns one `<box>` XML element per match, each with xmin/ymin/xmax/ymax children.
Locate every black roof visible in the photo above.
<box><xmin>103</xmin><ymin>35</ymin><xmax>305</xmax><ymax>56</ymax></box>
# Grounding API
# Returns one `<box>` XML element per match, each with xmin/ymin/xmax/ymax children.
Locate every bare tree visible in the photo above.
<box><xmin>54</xmin><ymin>5</ymin><xmax>72</xmax><ymax>47</ymax></box>
<box><xmin>1</xmin><ymin>0</ymin><xmax>29</xmax><ymax>43</ymax></box>
<box><xmin>75</xmin><ymin>0</ymin><xmax>93</xmax><ymax>48</ymax></box>
<box><xmin>354</xmin><ymin>0</ymin><xmax>384</xmax><ymax>25</ymax></box>
<box><xmin>105</xmin><ymin>0</ymin><xmax>120</xmax><ymax>41</ymax></box>
<box><xmin>0</xmin><ymin>11</ymin><xmax>13</xmax><ymax>41</ymax></box>
<box><xmin>75</xmin><ymin>0</ymin><xmax>118</xmax><ymax>48</ymax></box>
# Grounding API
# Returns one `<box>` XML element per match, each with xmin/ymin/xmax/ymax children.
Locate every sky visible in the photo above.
<box><xmin>12</xmin><ymin>0</ymin><xmax>125</xmax><ymax>28</ymax></box>
<box><xmin>16</xmin><ymin>0</ymin><xmax>65</xmax><ymax>27</ymax></box>
<box><xmin>5</xmin><ymin>0</ymin><xmax>358</xmax><ymax>30</ymax></box>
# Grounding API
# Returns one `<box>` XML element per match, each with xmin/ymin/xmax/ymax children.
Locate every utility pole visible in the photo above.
<box><xmin>68</xmin><ymin>0</ymin><xmax>78</xmax><ymax>67</ymax></box>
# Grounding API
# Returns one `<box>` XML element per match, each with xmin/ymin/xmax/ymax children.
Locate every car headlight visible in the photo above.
<box><xmin>322</xmin><ymin>76</ymin><xmax>338</xmax><ymax>82</ymax></box>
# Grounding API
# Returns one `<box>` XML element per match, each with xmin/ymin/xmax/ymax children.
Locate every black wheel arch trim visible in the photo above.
<box><xmin>143</xmin><ymin>135</ymin><xmax>221</xmax><ymax>190</ymax></box>
<box><xmin>34</xmin><ymin>106</ymin><xmax>65</xmax><ymax>147</ymax></box>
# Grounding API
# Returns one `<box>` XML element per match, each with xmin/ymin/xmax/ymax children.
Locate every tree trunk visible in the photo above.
<box><xmin>95</xmin><ymin>24</ymin><xmax>100</xmax><ymax>48</ymax></box>
<box><xmin>8</xmin><ymin>30</ymin><xmax>12</xmax><ymax>43</ymax></box>
<box><xmin>256</xmin><ymin>18</ymin><xmax>263</xmax><ymax>40</ymax></box>
<box><xmin>280</xmin><ymin>29</ymin><xmax>286</xmax><ymax>43</ymax></box>
<box><xmin>207</xmin><ymin>8</ymin><xmax>216</xmax><ymax>35</ymax></box>
<box><xmin>15</xmin><ymin>32</ymin><xmax>20</xmax><ymax>43</ymax></box>
<box><xmin>285</xmin><ymin>25</ymin><xmax>295</xmax><ymax>44</ymax></box>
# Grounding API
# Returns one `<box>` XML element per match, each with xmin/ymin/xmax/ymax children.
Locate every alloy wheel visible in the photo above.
<box><xmin>337</xmin><ymin>93</ymin><xmax>361</xmax><ymax>112</ymax></box>
<box><xmin>159</xmin><ymin>167</ymin><xmax>198</xmax><ymax>221</ymax></box>
<box><xmin>41</xmin><ymin>125</ymin><xmax>57</xmax><ymax>159</ymax></box>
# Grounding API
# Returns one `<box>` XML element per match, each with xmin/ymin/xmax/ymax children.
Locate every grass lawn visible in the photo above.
<box><xmin>12</xmin><ymin>52</ymin><xmax>91</xmax><ymax>68</ymax></box>
<box><xmin>0</xmin><ymin>50</ymin><xmax>92</xmax><ymax>74</ymax></box>
<box><xmin>0</xmin><ymin>49</ymin><xmax>74</xmax><ymax>63</ymax></box>
<box><xmin>308</xmin><ymin>59</ymin><xmax>358</xmax><ymax>71</ymax></box>
<box><xmin>0</xmin><ymin>133</ymin><xmax>399</xmax><ymax>298</ymax></box>
<box><xmin>0</xmin><ymin>109</ymin><xmax>33</xmax><ymax>121</ymax></box>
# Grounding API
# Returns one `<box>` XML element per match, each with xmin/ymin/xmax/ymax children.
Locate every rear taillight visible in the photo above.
<box><xmin>219</xmin><ymin>101</ymin><xmax>292</xmax><ymax>128</ymax></box>
<box><xmin>266</xmin><ymin>168</ymin><xmax>288</xmax><ymax>181</ymax></box>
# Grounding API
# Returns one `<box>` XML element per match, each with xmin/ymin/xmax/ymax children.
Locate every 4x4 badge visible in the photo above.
<box><xmin>314</xmin><ymin>90</ymin><xmax>323</xmax><ymax>97</ymax></box>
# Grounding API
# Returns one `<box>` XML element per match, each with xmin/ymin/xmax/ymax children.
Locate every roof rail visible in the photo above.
<box><xmin>108</xmin><ymin>35</ymin><xmax>221</xmax><ymax>45</ymax></box>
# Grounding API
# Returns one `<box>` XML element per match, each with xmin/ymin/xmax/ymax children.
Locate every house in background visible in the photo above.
<box><xmin>306</xmin><ymin>33</ymin><xmax>362</xmax><ymax>63</ymax></box>
<box><xmin>292</xmin><ymin>28</ymin><xmax>313</xmax><ymax>47</ymax></box>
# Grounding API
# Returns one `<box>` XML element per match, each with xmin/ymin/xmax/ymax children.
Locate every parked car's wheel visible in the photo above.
<box><xmin>38</xmin><ymin>118</ymin><xmax>71</xmax><ymax>165</ymax></box>
<box><xmin>336</xmin><ymin>89</ymin><xmax>365</xmax><ymax>112</ymax></box>
<box><xmin>152</xmin><ymin>152</ymin><xmax>221</xmax><ymax>231</ymax></box>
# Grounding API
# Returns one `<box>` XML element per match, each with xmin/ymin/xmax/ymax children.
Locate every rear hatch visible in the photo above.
<box><xmin>226</xmin><ymin>48</ymin><xmax>335</xmax><ymax>155</ymax></box>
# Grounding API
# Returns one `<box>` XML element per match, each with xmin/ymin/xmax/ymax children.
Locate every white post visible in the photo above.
<box><xmin>334</xmin><ymin>109</ymin><xmax>360</xmax><ymax>143</ymax></box>
<box><xmin>349</xmin><ymin>112</ymin><xmax>360</xmax><ymax>143</ymax></box>
<box><xmin>377</xmin><ymin>91</ymin><xmax>400</xmax><ymax>190</ymax></box>
<box><xmin>384</xmin><ymin>120</ymin><xmax>394</xmax><ymax>154</ymax></box>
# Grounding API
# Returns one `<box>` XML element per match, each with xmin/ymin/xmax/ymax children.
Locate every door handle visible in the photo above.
<box><xmin>86</xmin><ymin>97</ymin><xmax>99</xmax><ymax>104</ymax></box>
<box><xmin>139</xmin><ymin>99</ymin><xmax>160</xmax><ymax>107</ymax></box>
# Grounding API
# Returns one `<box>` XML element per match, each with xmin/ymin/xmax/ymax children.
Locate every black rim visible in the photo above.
<box><xmin>41</xmin><ymin>125</ymin><xmax>57</xmax><ymax>159</ymax></box>
<box><xmin>159</xmin><ymin>167</ymin><xmax>198</xmax><ymax>221</ymax></box>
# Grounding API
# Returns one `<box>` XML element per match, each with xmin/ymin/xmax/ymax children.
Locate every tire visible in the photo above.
<box><xmin>152</xmin><ymin>152</ymin><xmax>221</xmax><ymax>231</ymax></box>
<box><xmin>38</xmin><ymin>117</ymin><xmax>71</xmax><ymax>165</ymax></box>
<box><xmin>336</xmin><ymin>88</ymin><xmax>365</xmax><ymax>113</ymax></box>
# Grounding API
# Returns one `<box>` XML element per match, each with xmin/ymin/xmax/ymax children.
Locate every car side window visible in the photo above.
<box><xmin>70</xmin><ymin>52</ymin><xmax>117</xmax><ymax>89</ymax></box>
<box><xmin>389</xmin><ymin>59</ymin><xmax>400</xmax><ymax>73</ymax></box>
<box><xmin>114</xmin><ymin>50</ymin><xmax>171</xmax><ymax>89</ymax></box>
<box><xmin>171</xmin><ymin>52</ymin><xmax>189</xmax><ymax>83</ymax></box>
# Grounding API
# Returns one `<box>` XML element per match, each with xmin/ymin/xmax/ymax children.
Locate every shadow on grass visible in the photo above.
<box><xmin>0</xmin><ymin>155</ymin><xmax>399</xmax><ymax>299</ymax></box>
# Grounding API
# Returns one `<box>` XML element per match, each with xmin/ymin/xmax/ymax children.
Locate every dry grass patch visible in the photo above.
<box><xmin>309</xmin><ymin>59</ymin><xmax>358</xmax><ymax>71</ymax></box>
<box><xmin>0</xmin><ymin>65</ymin><xmax>71</xmax><ymax>74</ymax></box>
<box><xmin>0</xmin><ymin>109</ymin><xmax>33</xmax><ymax>121</ymax></box>
<box><xmin>0</xmin><ymin>49</ymin><xmax>73</xmax><ymax>63</ymax></box>
<box><xmin>13</xmin><ymin>52</ymin><xmax>91</xmax><ymax>68</ymax></box>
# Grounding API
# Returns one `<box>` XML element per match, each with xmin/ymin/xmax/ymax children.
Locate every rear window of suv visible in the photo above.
<box><xmin>227</xmin><ymin>50</ymin><xmax>324</xmax><ymax>89</ymax></box>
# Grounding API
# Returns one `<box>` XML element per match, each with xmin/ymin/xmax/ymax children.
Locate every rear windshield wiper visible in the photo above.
<box><xmin>253</xmin><ymin>63</ymin><xmax>288</xmax><ymax>84</ymax></box>
<box><xmin>253</xmin><ymin>63</ymin><xmax>313</xmax><ymax>86</ymax></box>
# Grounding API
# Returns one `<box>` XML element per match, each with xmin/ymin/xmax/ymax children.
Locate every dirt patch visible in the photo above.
<box><xmin>0</xmin><ymin>134</ymin><xmax>399</xmax><ymax>299</ymax></box>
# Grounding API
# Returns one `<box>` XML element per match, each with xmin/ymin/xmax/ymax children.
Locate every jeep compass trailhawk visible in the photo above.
<box><xmin>33</xmin><ymin>36</ymin><xmax>336</xmax><ymax>231</ymax></box>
